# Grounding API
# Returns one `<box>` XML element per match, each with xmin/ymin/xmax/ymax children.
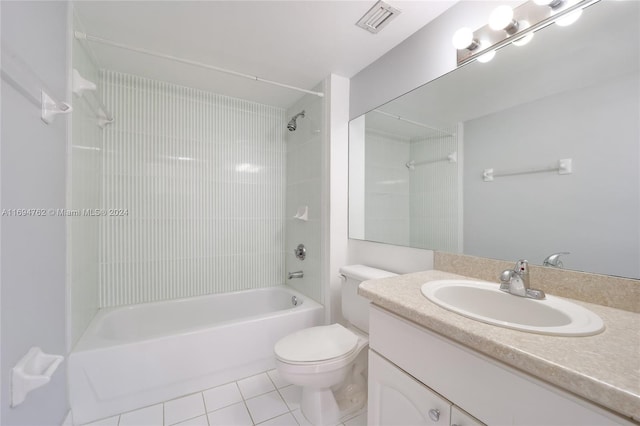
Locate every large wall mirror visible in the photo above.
<box><xmin>349</xmin><ymin>0</ymin><xmax>639</xmax><ymax>279</ymax></box>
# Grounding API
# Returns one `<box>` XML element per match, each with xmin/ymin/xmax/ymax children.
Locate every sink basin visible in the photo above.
<box><xmin>421</xmin><ymin>280</ymin><xmax>604</xmax><ymax>336</ymax></box>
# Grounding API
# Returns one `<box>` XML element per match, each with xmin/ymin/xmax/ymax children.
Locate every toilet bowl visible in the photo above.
<box><xmin>274</xmin><ymin>265</ymin><xmax>397</xmax><ymax>425</ymax></box>
<box><xmin>275</xmin><ymin>324</ymin><xmax>368</xmax><ymax>424</ymax></box>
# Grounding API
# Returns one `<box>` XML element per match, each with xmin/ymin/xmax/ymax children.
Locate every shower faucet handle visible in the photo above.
<box><xmin>294</xmin><ymin>244</ymin><xmax>306</xmax><ymax>260</ymax></box>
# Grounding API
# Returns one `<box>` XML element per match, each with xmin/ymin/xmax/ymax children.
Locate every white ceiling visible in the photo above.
<box><xmin>73</xmin><ymin>0</ymin><xmax>457</xmax><ymax>108</ymax></box>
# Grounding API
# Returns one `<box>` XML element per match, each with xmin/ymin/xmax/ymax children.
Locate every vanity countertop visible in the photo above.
<box><xmin>359</xmin><ymin>269</ymin><xmax>640</xmax><ymax>423</ymax></box>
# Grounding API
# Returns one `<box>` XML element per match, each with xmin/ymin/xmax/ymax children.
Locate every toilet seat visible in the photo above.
<box><xmin>274</xmin><ymin>323</ymin><xmax>359</xmax><ymax>364</ymax></box>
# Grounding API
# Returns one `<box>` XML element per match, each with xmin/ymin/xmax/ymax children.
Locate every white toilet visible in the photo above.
<box><xmin>274</xmin><ymin>265</ymin><xmax>397</xmax><ymax>425</ymax></box>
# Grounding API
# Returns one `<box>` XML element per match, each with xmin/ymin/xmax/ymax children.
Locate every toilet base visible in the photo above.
<box><xmin>275</xmin><ymin>328</ymin><xmax>369</xmax><ymax>425</ymax></box>
<box><xmin>299</xmin><ymin>365</ymin><xmax>367</xmax><ymax>425</ymax></box>
<box><xmin>300</xmin><ymin>387</ymin><xmax>340</xmax><ymax>425</ymax></box>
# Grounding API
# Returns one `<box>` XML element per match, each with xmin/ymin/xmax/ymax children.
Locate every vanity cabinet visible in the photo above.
<box><xmin>368</xmin><ymin>305</ymin><xmax>633</xmax><ymax>426</ymax></box>
<box><xmin>369</xmin><ymin>349</ymin><xmax>484</xmax><ymax>426</ymax></box>
<box><xmin>451</xmin><ymin>407</ymin><xmax>485</xmax><ymax>426</ymax></box>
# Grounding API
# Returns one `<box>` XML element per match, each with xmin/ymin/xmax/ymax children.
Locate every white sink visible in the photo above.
<box><xmin>421</xmin><ymin>280</ymin><xmax>605</xmax><ymax>336</ymax></box>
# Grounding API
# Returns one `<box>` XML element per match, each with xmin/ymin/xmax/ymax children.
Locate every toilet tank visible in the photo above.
<box><xmin>340</xmin><ymin>265</ymin><xmax>397</xmax><ymax>333</ymax></box>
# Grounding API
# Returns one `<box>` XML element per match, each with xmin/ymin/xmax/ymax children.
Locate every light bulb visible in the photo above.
<box><xmin>476</xmin><ymin>41</ymin><xmax>496</xmax><ymax>63</ymax></box>
<box><xmin>555</xmin><ymin>8</ymin><xmax>582</xmax><ymax>26</ymax></box>
<box><xmin>477</xmin><ymin>50</ymin><xmax>496</xmax><ymax>63</ymax></box>
<box><xmin>512</xmin><ymin>21</ymin><xmax>534</xmax><ymax>46</ymax></box>
<box><xmin>489</xmin><ymin>5</ymin><xmax>515</xmax><ymax>31</ymax></box>
<box><xmin>452</xmin><ymin>27</ymin><xmax>475</xmax><ymax>50</ymax></box>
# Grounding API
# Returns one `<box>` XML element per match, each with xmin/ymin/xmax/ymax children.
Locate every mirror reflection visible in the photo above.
<box><xmin>349</xmin><ymin>1</ymin><xmax>639</xmax><ymax>279</ymax></box>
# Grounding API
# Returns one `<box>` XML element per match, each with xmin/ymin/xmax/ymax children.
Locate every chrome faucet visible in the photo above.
<box><xmin>543</xmin><ymin>252</ymin><xmax>569</xmax><ymax>268</ymax></box>
<box><xmin>288</xmin><ymin>270</ymin><xmax>304</xmax><ymax>280</ymax></box>
<box><xmin>499</xmin><ymin>260</ymin><xmax>545</xmax><ymax>299</ymax></box>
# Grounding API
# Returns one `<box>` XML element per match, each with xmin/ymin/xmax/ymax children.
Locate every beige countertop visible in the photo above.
<box><xmin>359</xmin><ymin>270</ymin><xmax>640</xmax><ymax>423</ymax></box>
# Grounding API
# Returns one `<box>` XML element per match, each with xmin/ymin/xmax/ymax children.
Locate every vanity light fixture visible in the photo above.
<box><xmin>533</xmin><ymin>0</ymin><xmax>565</xmax><ymax>9</ymax></box>
<box><xmin>489</xmin><ymin>5</ymin><xmax>519</xmax><ymax>34</ymax></box>
<box><xmin>453</xmin><ymin>0</ymin><xmax>600</xmax><ymax>66</ymax></box>
<box><xmin>512</xmin><ymin>20</ymin><xmax>534</xmax><ymax>46</ymax></box>
<box><xmin>451</xmin><ymin>27</ymin><xmax>479</xmax><ymax>51</ymax></box>
<box><xmin>476</xmin><ymin>42</ymin><xmax>496</xmax><ymax>63</ymax></box>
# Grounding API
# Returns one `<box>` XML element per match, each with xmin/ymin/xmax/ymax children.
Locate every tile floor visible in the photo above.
<box><xmin>82</xmin><ymin>369</ymin><xmax>367</xmax><ymax>426</ymax></box>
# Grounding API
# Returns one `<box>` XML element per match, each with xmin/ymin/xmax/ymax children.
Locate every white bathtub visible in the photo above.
<box><xmin>69</xmin><ymin>286</ymin><xmax>323</xmax><ymax>424</ymax></box>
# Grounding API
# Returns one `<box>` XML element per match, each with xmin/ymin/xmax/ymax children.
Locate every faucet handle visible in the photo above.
<box><xmin>543</xmin><ymin>252</ymin><xmax>570</xmax><ymax>268</ymax></box>
<box><xmin>515</xmin><ymin>260</ymin><xmax>530</xmax><ymax>290</ymax></box>
<box><xmin>499</xmin><ymin>269</ymin><xmax>514</xmax><ymax>291</ymax></box>
<box><xmin>515</xmin><ymin>259</ymin><xmax>528</xmax><ymax>273</ymax></box>
<box><xmin>500</xmin><ymin>269</ymin><xmax>514</xmax><ymax>283</ymax></box>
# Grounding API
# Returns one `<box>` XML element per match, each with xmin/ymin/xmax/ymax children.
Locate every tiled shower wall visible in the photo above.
<box><xmin>285</xmin><ymin>87</ymin><xmax>325</xmax><ymax>303</ymax></box>
<box><xmin>100</xmin><ymin>70</ymin><xmax>286</xmax><ymax>307</ymax></box>
<box><xmin>409</xmin><ymin>127</ymin><xmax>460</xmax><ymax>252</ymax></box>
<box><xmin>364</xmin><ymin>130</ymin><xmax>410</xmax><ymax>246</ymax></box>
<box><xmin>69</xmin><ymin>16</ymin><xmax>102</xmax><ymax>347</ymax></box>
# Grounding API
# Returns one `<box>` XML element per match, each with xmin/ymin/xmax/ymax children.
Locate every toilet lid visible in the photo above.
<box><xmin>274</xmin><ymin>324</ymin><xmax>358</xmax><ymax>363</ymax></box>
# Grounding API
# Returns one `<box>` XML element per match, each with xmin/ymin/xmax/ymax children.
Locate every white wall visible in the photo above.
<box><xmin>0</xmin><ymin>1</ymin><xmax>69</xmax><ymax>423</ymax></box>
<box><xmin>464</xmin><ymin>74</ymin><xmax>640</xmax><ymax>278</ymax></box>
<box><xmin>99</xmin><ymin>70</ymin><xmax>287</xmax><ymax>307</ymax></box>
<box><xmin>347</xmin><ymin>240</ymin><xmax>434</xmax><ymax>275</ymax></box>
<box><xmin>327</xmin><ymin>74</ymin><xmax>350</xmax><ymax>324</ymax></box>
<box><xmin>285</xmin><ymin>84</ymin><xmax>325</xmax><ymax>303</ymax></box>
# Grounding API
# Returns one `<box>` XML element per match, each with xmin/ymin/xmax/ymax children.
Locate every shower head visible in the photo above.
<box><xmin>287</xmin><ymin>110</ymin><xmax>305</xmax><ymax>132</ymax></box>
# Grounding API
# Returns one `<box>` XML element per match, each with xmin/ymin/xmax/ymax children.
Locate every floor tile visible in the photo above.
<box><xmin>291</xmin><ymin>409</ymin><xmax>312</xmax><ymax>426</ymax></box>
<box><xmin>203</xmin><ymin>382</ymin><xmax>243</xmax><ymax>412</ymax></box>
<box><xmin>237</xmin><ymin>373</ymin><xmax>276</xmax><ymax>399</ymax></box>
<box><xmin>207</xmin><ymin>402</ymin><xmax>253</xmax><ymax>426</ymax></box>
<box><xmin>278</xmin><ymin>385</ymin><xmax>301</xmax><ymax>411</ymax></box>
<box><xmin>245</xmin><ymin>391</ymin><xmax>289</xmax><ymax>424</ymax></box>
<box><xmin>256</xmin><ymin>412</ymin><xmax>298</xmax><ymax>426</ymax></box>
<box><xmin>119</xmin><ymin>404</ymin><xmax>164</xmax><ymax>426</ymax></box>
<box><xmin>343</xmin><ymin>412</ymin><xmax>367</xmax><ymax>426</ymax></box>
<box><xmin>174</xmin><ymin>415</ymin><xmax>209</xmax><ymax>426</ymax></box>
<box><xmin>82</xmin><ymin>415</ymin><xmax>120</xmax><ymax>426</ymax></box>
<box><xmin>267</xmin><ymin>369</ymin><xmax>289</xmax><ymax>389</ymax></box>
<box><xmin>164</xmin><ymin>393</ymin><xmax>206</xmax><ymax>425</ymax></box>
<box><xmin>291</xmin><ymin>408</ymin><xmax>344</xmax><ymax>426</ymax></box>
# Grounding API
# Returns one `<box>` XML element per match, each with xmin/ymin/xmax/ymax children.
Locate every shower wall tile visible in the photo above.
<box><xmin>99</xmin><ymin>70</ymin><xmax>286</xmax><ymax>307</ymax></box>
<box><xmin>363</xmin><ymin>130</ymin><xmax>411</xmax><ymax>246</ymax></box>
<box><xmin>409</xmin><ymin>128</ymin><xmax>460</xmax><ymax>252</ymax></box>
<box><xmin>69</xmin><ymin>26</ymin><xmax>102</xmax><ymax>347</ymax></box>
<box><xmin>285</xmin><ymin>88</ymin><xmax>325</xmax><ymax>303</ymax></box>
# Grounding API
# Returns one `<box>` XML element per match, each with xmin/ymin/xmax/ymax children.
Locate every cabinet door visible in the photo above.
<box><xmin>368</xmin><ymin>350</ymin><xmax>451</xmax><ymax>426</ymax></box>
<box><xmin>451</xmin><ymin>406</ymin><xmax>485</xmax><ymax>426</ymax></box>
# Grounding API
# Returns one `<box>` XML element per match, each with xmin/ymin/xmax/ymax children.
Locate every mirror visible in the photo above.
<box><xmin>349</xmin><ymin>1</ymin><xmax>639</xmax><ymax>279</ymax></box>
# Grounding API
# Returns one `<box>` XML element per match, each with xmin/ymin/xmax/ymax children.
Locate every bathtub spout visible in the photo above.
<box><xmin>288</xmin><ymin>271</ymin><xmax>304</xmax><ymax>280</ymax></box>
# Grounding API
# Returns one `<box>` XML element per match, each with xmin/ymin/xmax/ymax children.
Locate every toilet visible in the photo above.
<box><xmin>274</xmin><ymin>265</ymin><xmax>397</xmax><ymax>425</ymax></box>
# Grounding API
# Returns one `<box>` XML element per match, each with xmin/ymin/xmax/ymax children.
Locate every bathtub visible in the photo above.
<box><xmin>68</xmin><ymin>286</ymin><xmax>323</xmax><ymax>424</ymax></box>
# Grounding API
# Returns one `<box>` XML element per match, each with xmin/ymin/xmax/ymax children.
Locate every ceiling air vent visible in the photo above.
<box><xmin>356</xmin><ymin>0</ymin><xmax>401</xmax><ymax>34</ymax></box>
